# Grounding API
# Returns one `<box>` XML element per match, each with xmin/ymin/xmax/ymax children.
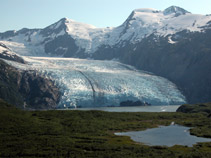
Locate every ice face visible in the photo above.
<box><xmin>5</xmin><ymin>57</ymin><xmax>186</xmax><ymax>108</ymax></box>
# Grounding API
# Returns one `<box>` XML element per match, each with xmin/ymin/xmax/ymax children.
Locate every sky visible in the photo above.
<box><xmin>0</xmin><ymin>0</ymin><xmax>211</xmax><ymax>32</ymax></box>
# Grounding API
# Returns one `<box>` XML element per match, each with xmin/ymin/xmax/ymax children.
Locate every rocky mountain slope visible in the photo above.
<box><xmin>0</xmin><ymin>42</ymin><xmax>25</xmax><ymax>63</ymax></box>
<box><xmin>1</xmin><ymin>6</ymin><xmax>211</xmax><ymax>104</ymax></box>
<box><xmin>118</xmin><ymin>30</ymin><xmax>211</xmax><ymax>104</ymax></box>
<box><xmin>0</xmin><ymin>60</ymin><xmax>60</xmax><ymax>109</ymax></box>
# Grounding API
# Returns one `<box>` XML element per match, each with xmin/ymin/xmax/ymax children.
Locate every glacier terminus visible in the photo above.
<box><xmin>5</xmin><ymin>56</ymin><xmax>186</xmax><ymax>108</ymax></box>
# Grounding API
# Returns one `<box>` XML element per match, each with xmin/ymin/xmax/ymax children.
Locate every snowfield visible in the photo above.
<box><xmin>5</xmin><ymin>57</ymin><xmax>186</xmax><ymax>108</ymax></box>
<box><xmin>1</xmin><ymin>6</ymin><xmax>211</xmax><ymax>56</ymax></box>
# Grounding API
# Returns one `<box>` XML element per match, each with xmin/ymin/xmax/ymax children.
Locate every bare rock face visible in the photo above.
<box><xmin>18</xmin><ymin>71</ymin><xmax>61</xmax><ymax>109</ymax></box>
<box><xmin>0</xmin><ymin>42</ymin><xmax>25</xmax><ymax>64</ymax></box>
<box><xmin>0</xmin><ymin>60</ymin><xmax>60</xmax><ymax>109</ymax></box>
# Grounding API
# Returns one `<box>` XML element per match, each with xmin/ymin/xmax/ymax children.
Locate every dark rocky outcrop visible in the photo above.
<box><xmin>44</xmin><ymin>34</ymin><xmax>86</xmax><ymax>58</ymax></box>
<box><xmin>0</xmin><ymin>60</ymin><xmax>60</xmax><ymax>109</ymax></box>
<box><xmin>0</xmin><ymin>51</ymin><xmax>25</xmax><ymax>64</ymax></box>
<box><xmin>0</xmin><ymin>42</ymin><xmax>25</xmax><ymax>64</ymax></box>
<box><xmin>120</xmin><ymin>100</ymin><xmax>151</xmax><ymax>107</ymax></box>
<box><xmin>18</xmin><ymin>71</ymin><xmax>61</xmax><ymax>109</ymax></box>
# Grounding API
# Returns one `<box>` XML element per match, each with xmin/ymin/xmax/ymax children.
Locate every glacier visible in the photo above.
<box><xmin>4</xmin><ymin>57</ymin><xmax>186</xmax><ymax>108</ymax></box>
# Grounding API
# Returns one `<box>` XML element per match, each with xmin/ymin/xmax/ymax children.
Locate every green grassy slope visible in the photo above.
<box><xmin>177</xmin><ymin>102</ymin><xmax>211</xmax><ymax>115</ymax></box>
<box><xmin>0</xmin><ymin>100</ymin><xmax>211</xmax><ymax>158</ymax></box>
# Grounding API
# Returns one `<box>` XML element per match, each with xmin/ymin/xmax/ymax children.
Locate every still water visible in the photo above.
<box><xmin>71</xmin><ymin>105</ymin><xmax>180</xmax><ymax>112</ymax></box>
<box><xmin>115</xmin><ymin>124</ymin><xmax>211</xmax><ymax>147</ymax></box>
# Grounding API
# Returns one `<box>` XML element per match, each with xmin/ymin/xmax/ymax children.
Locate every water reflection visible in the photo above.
<box><xmin>70</xmin><ymin>105</ymin><xmax>180</xmax><ymax>112</ymax></box>
<box><xmin>115</xmin><ymin>124</ymin><xmax>211</xmax><ymax>147</ymax></box>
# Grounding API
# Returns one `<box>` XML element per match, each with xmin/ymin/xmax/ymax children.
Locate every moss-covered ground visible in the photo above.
<box><xmin>0</xmin><ymin>99</ymin><xmax>211</xmax><ymax>158</ymax></box>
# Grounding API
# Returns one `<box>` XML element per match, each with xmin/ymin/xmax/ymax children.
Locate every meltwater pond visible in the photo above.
<box><xmin>115</xmin><ymin>124</ymin><xmax>211</xmax><ymax>147</ymax></box>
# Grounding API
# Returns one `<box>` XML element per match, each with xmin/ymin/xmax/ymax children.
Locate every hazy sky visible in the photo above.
<box><xmin>1</xmin><ymin>0</ymin><xmax>211</xmax><ymax>32</ymax></box>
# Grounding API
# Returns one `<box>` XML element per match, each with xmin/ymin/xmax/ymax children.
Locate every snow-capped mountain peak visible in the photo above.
<box><xmin>163</xmin><ymin>6</ymin><xmax>190</xmax><ymax>16</ymax></box>
<box><xmin>1</xmin><ymin>6</ymin><xmax>211</xmax><ymax>57</ymax></box>
<box><xmin>63</xmin><ymin>18</ymin><xmax>97</xmax><ymax>35</ymax></box>
<box><xmin>133</xmin><ymin>8</ymin><xmax>160</xmax><ymax>13</ymax></box>
<box><xmin>45</xmin><ymin>17</ymin><xmax>97</xmax><ymax>34</ymax></box>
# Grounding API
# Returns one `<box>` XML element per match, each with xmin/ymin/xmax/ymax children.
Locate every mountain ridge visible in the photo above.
<box><xmin>163</xmin><ymin>6</ymin><xmax>191</xmax><ymax>16</ymax></box>
<box><xmin>1</xmin><ymin>6</ymin><xmax>211</xmax><ymax>104</ymax></box>
<box><xmin>1</xmin><ymin>6</ymin><xmax>210</xmax><ymax>57</ymax></box>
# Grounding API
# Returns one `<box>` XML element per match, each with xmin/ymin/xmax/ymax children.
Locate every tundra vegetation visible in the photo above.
<box><xmin>0</xmin><ymin>99</ymin><xmax>211</xmax><ymax>158</ymax></box>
